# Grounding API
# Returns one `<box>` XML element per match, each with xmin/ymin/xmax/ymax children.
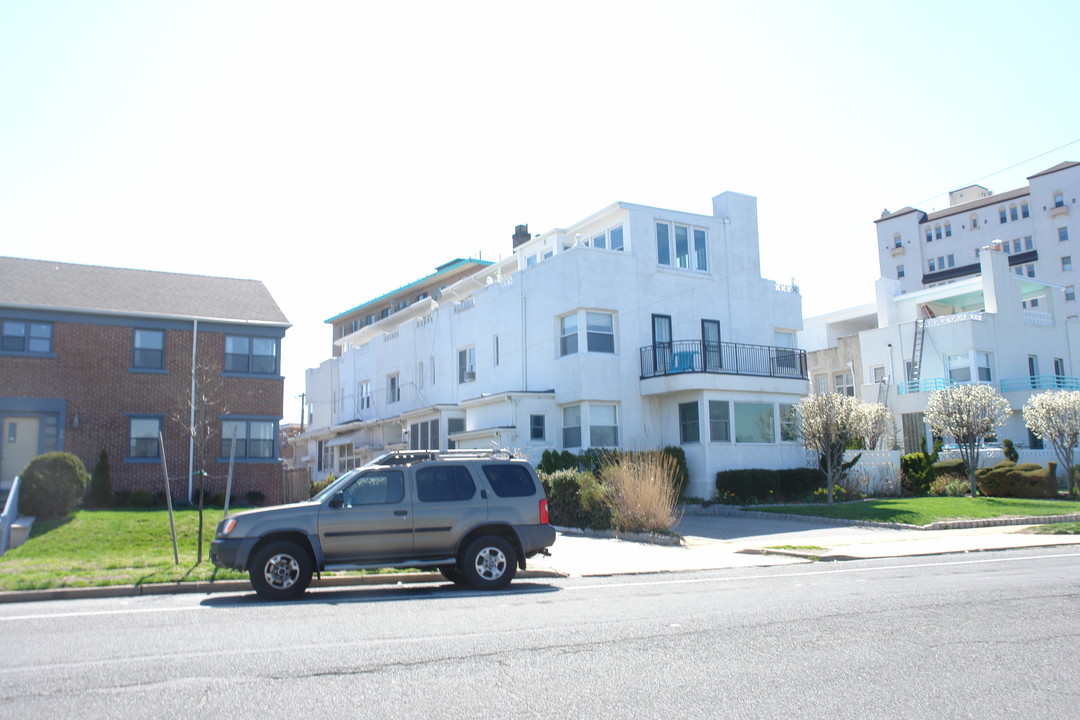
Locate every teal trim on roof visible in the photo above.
<box><xmin>324</xmin><ymin>258</ymin><xmax>492</xmax><ymax>324</ymax></box>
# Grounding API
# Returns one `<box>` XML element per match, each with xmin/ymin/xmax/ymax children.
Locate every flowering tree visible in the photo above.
<box><xmin>1023</xmin><ymin>390</ymin><xmax>1080</xmax><ymax>491</ymax></box>
<box><xmin>860</xmin><ymin>403</ymin><xmax>893</xmax><ymax>450</ymax></box>
<box><xmin>798</xmin><ymin>393</ymin><xmax>866</xmax><ymax>503</ymax></box>
<box><xmin>924</xmin><ymin>384</ymin><xmax>1012</xmax><ymax>496</ymax></box>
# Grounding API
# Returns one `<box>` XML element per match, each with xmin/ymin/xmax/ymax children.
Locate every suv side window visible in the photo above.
<box><xmin>415</xmin><ymin>465</ymin><xmax>476</xmax><ymax>502</ymax></box>
<box><xmin>342</xmin><ymin>470</ymin><xmax>404</xmax><ymax>506</ymax></box>
<box><xmin>481</xmin><ymin>464</ymin><xmax>537</xmax><ymax>498</ymax></box>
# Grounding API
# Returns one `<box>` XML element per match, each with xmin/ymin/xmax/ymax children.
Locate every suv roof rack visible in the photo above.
<box><xmin>367</xmin><ymin>449</ymin><xmax>518</xmax><ymax>466</ymax></box>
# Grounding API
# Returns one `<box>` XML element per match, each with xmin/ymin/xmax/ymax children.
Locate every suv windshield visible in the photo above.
<box><xmin>310</xmin><ymin>468</ymin><xmax>361</xmax><ymax>502</ymax></box>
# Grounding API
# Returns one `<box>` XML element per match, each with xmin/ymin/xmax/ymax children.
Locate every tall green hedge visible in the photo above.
<box><xmin>975</xmin><ymin>460</ymin><xmax>1057</xmax><ymax>498</ymax></box>
<box><xmin>18</xmin><ymin>452</ymin><xmax>89</xmax><ymax>518</ymax></box>
<box><xmin>715</xmin><ymin>467</ymin><xmax>825</xmax><ymax>504</ymax></box>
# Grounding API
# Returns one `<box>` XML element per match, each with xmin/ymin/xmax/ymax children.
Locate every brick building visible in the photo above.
<box><xmin>1</xmin><ymin>257</ymin><xmax>290</xmax><ymax>505</ymax></box>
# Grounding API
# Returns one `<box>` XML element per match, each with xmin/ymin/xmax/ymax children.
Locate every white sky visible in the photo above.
<box><xmin>3</xmin><ymin>0</ymin><xmax>1079</xmax><ymax>425</ymax></box>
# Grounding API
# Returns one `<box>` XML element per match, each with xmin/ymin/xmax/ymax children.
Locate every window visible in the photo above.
<box><xmin>526</xmin><ymin>255</ymin><xmax>538</xmax><ymax>268</ymax></box>
<box><xmin>1054</xmin><ymin>192</ymin><xmax>1065</xmax><ymax>208</ymax></box>
<box><xmin>709</xmin><ymin>400</ymin><xmax>730</xmax><ymax>442</ymax></box>
<box><xmin>925</xmin><ymin>229</ymin><xmax>933</xmax><ymax>243</ymax></box>
<box><xmin>834</xmin><ymin>372</ymin><xmax>854</xmax><ymax>396</ymax></box>
<box><xmin>131</xmin><ymin>329</ymin><xmax>164</xmax><ymax>369</ymax></box>
<box><xmin>815</xmin><ymin>376</ymin><xmax>827</xmax><ymax>395</ymax></box>
<box><xmin>590</xmin><ymin>404</ymin><xmax>618</xmax><ymax>446</ymax></box>
<box><xmin>1</xmin><ymin>320</ymin><xmax>52</xmax><ymax>354</ymax></box>
<box><xmin>976</xmin><ymin>352</ymin><xmax>992</xmax><ymax>382</ymax></box>
<box><xmin>1060</xmin><ymin>227</ymin><xmax>1070</xmax><ymax>242</ymax></box>
<box><xmin>458</xmin><ymin>346</ymin><xmax>476</xmax><ymax>383</ymax></box>
<box><xmin>656</xmin><ymin>222</ymin><xmax>671</xmax><ymax>266</ymax></box>
<box><xmin>224</xmin><ymin>336</ymin><xmax>278</xmax><ymax>375</ymax></box>
<box><xmin>897</xmin><ymin>265</ymin><xmax>905</xmax><ymax>280</ymax></box>
<box><xmin>446</xmin><ymin>417</ymin><xmax>465</xmax><ymax>449</ymax></box>
<box><xmin>492</xmin><ymin>335</ymin><xmax>500</xmax><ymax>367</ymax></box>
<box><xmin>1025</xmin><ymin>236</ymin><xmax>1034</xmax><ymax>251</ymax></box>
<box><xmin>128</xmin><ymin>417</ymin><xmax>161</xmax><ymax>459</ymax></box>
<box><xmin>999</xmin><ymin>208</ymin><xmax>1007</xmax><ymax>224</ymax></box>
<box><xmin>416</xmin><ymin>466</ymin><xmax>475</xmax><ymax>502</ymax></box>
<box><xmin>342</xmin><ymin>470</ymin><xmax>404</xmax><ymax>506</ymax></box>
<box><xmin>872</xmin><ymin>365</ymin><xmax>886</xmax><ymax>383</ymax></box>
<box><xmin>947</xmin><ymin>254</ymin><xmax>955</xmax><ymax>268</ymax></box>
<box><xmin>893</xmin><ymin>233</ymin><xmax>902</xmax><ymax>248</ymax></box>
<box><xmin>1068</xmin><ymin>286</ymin><xmax>1077</xmax><ymax>302</ymax></box>
<box><xmin>221</xmin><ymin>418</ymin><xmax>276</xmax><ymax>459</ymax></box>
<box><xmin>945</xmin><ymin>223</ymin><xmax>953</xmax><ymax>237</ymax></box>
<box><xmin>780</xmin><ymin>404</ymin><xmax>798</xmax><ymax>442</ymax></box>
<box><xmin>417</xmin><ymin>361</ymin><xmax>424</xmax><ymax>389</ymax></box>
<box><xmin>1026</xmin><ymin>264</ymin><xmax>1035</xmax><ymax>278</ymax></box>
<box><xmin>928</xmin><ymin>258</ymin><xmax>936</xmax><ymax>272</ymax></box>
<box><xmin>431</xmin><ymin>356</ymin><xmax>436</xmax><ymax>386</ymax></box>
<box><xmin>387</xmin><ymin>374</ymin><xmax>400</xmax><ymax>404</ymax></box>
<box><xmin>1010</xmin><ymin>206</ymin><xmax>1019</xmax><ymax>221</ymax></box>
<box><xmin>482</xmin><ymin>464</ymin><xmax>537</xmax><ymax>497</ymax></box>
<box><xmin>1054</xmin><ymin>358</ymin><xmax>1066</xmax><ymax>380</ymax></box>
<box><xmin>530</xmin><ymin>414</ymin><xmax>545</xmax><ymax>441</ymax></box>
<box><xmin>971</xmin><ymin>215</ymin><xmax>979</xmax><ymax>229</ymax></box>
<box><xmin>678</xmin><ymin>402</ymin><xmax>700</xmax><ymax>444</ymax></box>
<box><xmin>586</xmin><ymin>312</ymin><xmax>615</xmax><ymax>353</ymax></box>
<box><xmin>409</xmin><ymin>419</ymin><xmax>439</xmax><ymax>450</ymax></box>
<box><xmin>1013</xmin><ymin>239</ymin><xmax>1021</xmax><ymax>253</ymax></box>
<box><xmin>559</xmin><ymin>314</ymin><xmax>578</xmax><ymax>356</ymax></box>
<box><xmin>562</xmin><ymin>405</ymin><xmax>581</xmax><ymax>448</ymax></box>
<box><xmin>656</xmin><ymin>222</ymin><xmax>706</xmax><ymax>271</ymax></box>
<box><xmin>947</xmin><ymin>353</ymin><xmax>971</xmax><ymax>382</ymax></box>
<box><xmin>337</xmin><ymin>443</ymin><xmax>362</xmax><ymax>473</ymax></box>
<box><xmin>935</xmin><ymin>226</ymin><xmax>942</xmax><ymax>240</ymax></box>
<box><xmin>1063</xmin><ymin>257</ymin><xmax>1072</xmax><ymax>272</ymax></box>
<box><xmin>609</xmin><ymin>225</ymin><xmax>624</xmax><ymax>251</ymax></box>
<box><xmin>734</xmin><ymin>403</ymin><xmax>774</xmax><ymax>443</ymax></box>
<box><xmin>359</xmin><ymin>381</ymin><xmax>372</xmax><ymax>410</ymax></box>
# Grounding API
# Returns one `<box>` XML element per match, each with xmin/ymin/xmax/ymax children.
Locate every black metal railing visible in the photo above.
<box><xmin>640</xmin><ymin>339</ymin><xmax>807</xmax><ymax>380</ymax></box>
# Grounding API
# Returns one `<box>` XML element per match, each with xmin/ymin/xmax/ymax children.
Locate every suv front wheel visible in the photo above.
<box><xmin>249</xmin><ymin>540</ymin><xmax>313</xmax><ymax>601</ymax></box>
<box><xmin>461</xmin><ymin>535</ymin><xmax>517</xmax><ymax>590</ymax></box>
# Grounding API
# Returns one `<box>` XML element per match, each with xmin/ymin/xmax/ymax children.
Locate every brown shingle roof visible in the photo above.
<box><xmin>0</xmin><ymin>257</ymin><xmax>289</xmax><ymax>326</ymax></box>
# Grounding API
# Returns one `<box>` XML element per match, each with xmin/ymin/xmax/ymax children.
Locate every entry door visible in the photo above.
<box><xmin>2</xmin><ymin>417</ymin><xmax>40</xmax><ymax>488</ymax></box>
<box><xmin>1028</xmin><ymin>355</ymin><xmax>1039</xmax><ymax>389</ymax></box>
<box><xmin>702</xmin><ymin>320</ymin><xmax>721</xmax><ymax>371</ymax></box>
<box><xmin>652</xmin><ymin>314</ymin><xmax>672</xmax><ymax>374</ymax></box>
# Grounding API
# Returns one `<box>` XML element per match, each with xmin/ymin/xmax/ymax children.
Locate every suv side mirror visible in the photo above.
<box><xmin>329</xmin><ymin>491</ymin><xmax>345</xmax><ymax>509</ymax></box>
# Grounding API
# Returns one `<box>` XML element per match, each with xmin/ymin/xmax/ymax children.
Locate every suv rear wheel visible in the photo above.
<box><xmin>249</xmin><ymin>540</ymin><xmax>312</xmax><ymax>601</ymax></box>
<box><xmin>460</xmin><ymin>535</ymin><xmax>517</xmax><ymax>590</ymax></box>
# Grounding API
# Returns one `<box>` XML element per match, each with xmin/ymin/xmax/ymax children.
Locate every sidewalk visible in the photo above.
<box><xmin>3</xmin><ymin>513</ymin><xmax>1080</xmax><ymax>603</ymax></box>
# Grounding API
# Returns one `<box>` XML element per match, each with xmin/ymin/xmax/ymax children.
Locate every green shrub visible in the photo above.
<box><xmin>929</xmin><ymin>475</ymin><xmax>969</xmax><ymax>497</ymax></box>
<box><xmin>901</xmin><ymin>437</ymin><xmax>941</xmax><ymax>496</ymax></box>
<box><xmin>128</xmin><ymin>489</ymin><xmax>155</xmax><ymax>507</ymax></box>
<box><xmin>1002</xmin><ymin>438</ymin><xmax>1019</xmax><ymax>463</ymax></box>
<box><xmin>715</xmin><ymin>467</ymin><xmax>825</xmax><ymax>504</ymax></box>
<box><xmin>538</xmin><ymin>449</ymin><xmax>580</xmax><ymax>475</ymax></box>
<box><xmin>660</xmin><ymin>446</ymin><xmax>690</xmax><ymax>498</ymax></box>
<box><xmin>18</xmin><ymin>452</ymin><xmax>89</xmax><ymax>518</ymax></box>
<box><xmin>542</xmin><ymin>469</ymin><xmax>611</xmax><ymax>530</ymax></box>
<box><xmin>811</xmin><ymin>485</ymin><xmax>846</xmax><ymax>503</ymax></box>
<box><xmin>932</xmin><ymin>458</ymin><xmax>967</xmax><ymax>480</ymax></box>
<box><xmin>245</xmin><ymin>490</ymin><xmax>266</xmax><ymax>506</ymax></box>
<box><xmin>310</xmin><ymin>474</ymin><xmax>336</xmax><ymax>498</ymax></box>
<box><xmin>85</xmin><ymin>449</ymin><xmax>113</xmax><ymax>508</ymax></box>
<box><xmin>976</xmin><ymin>460</ymin><xmax>1057</xmax><ymax>498</ymax></box>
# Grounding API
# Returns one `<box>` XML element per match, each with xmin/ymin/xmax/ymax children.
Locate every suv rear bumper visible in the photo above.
<box><xmin>517</xmin><ymin>523</ymin><xmax>557</xmax><ymax>556</ymax></box>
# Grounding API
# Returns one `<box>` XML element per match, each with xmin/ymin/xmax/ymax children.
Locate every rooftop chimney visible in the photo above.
<box><xmin>512</xmin><ymin>224</ymin><xmax>531</xmax><ymax>248</ymax></box>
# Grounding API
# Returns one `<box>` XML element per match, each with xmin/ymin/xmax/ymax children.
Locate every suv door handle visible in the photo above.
<box><xmin>394</xmin><ymin>509</ymin><xmax>408</xmax><ymax>517</ymax></box>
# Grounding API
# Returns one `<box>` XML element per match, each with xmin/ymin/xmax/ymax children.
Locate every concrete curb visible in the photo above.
<box><xmin>0</xmin><ymin>568</ymin><xmax>563</xmax><ymax>605</ymax></box>
<box><xmin>680</xmin><ymin>504</ymin><xmax>1080</xmax><ymax>531</ymax></box>
<box><xmin>553</xmin><ymin>525</ymin><xmax>684</xmax><ymax>546</ymax></box>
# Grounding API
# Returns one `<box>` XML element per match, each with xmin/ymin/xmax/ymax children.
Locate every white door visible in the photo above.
<box><xmin>2</xmin><ymin>417</ymin><xmax>41</xmax><ymax>488</ymax></box>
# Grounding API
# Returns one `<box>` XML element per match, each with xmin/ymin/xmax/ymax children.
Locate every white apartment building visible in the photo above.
<box><xmin>298</xmin><ymin>192</ymin><xmax>808</xmax><ymax>498</ymax></box>
<box><xmin>876</xmin><ymin>161</ymin><xmax>1079</xmax><ymax>315</ymax></box>
<box><xmin>803</xmin><ymin>248</ymin><xmax>1080</xmax><ymax>454</ymax></box>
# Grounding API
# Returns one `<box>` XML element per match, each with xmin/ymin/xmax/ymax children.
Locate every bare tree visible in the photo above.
<box><xmin>1023</xmin><ymin>390</ymin><xmax>1080</xmax><ymax>492</ymax></box>
<box><xmin>924</xmin><ymin>384</ymin><xmax>1012</xmax><ymax>496</ymax></box>
<box><xmin>798</xmin><ymin>393</ymin><xmax>866</xmax><ymax>504</ymax></box>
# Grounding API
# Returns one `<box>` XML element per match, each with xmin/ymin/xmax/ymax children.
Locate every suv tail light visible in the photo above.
<box><xmin>539</xmin><ymin>499</ymin><xmax>550</xmax><ymax>524</ymax></box>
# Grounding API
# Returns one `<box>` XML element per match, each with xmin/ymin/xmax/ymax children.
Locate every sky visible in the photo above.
<box><xmin>3</xmin><ymin>0</ymin><xmax>1079</xmax><ymax>425</ymax></box>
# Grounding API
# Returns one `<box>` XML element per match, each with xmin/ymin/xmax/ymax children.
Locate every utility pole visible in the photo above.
<box><xmin>299</xmin><ymin>393</ymin><xmax>306</xmax><ymax>431</ymax></box>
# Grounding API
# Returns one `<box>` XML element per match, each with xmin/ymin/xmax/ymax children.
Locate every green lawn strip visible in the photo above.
<box><xmin>748</xmin><ymin>497</ymin><xmax>1080</xmax><ymax>527</ymax></box>
<box><xmin>764</xmin><ymin>545</ymin><xmax>827</xmax><ymax>551</ymax></box>
<box><xmin>1</xmin><ymin>508</ymin><xmax>420</xmax><ymax>591</ymax></box>
<box><xmin>1023</xmin><ymin>522</ymin><xmax>1080</xmax><ymax>535</ymax></box>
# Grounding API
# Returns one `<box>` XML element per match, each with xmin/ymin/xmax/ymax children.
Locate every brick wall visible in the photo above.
<box><xmin>1</xmin><ymin>320</ymin><xmax>286</xmax><ymax>505</ymax></box>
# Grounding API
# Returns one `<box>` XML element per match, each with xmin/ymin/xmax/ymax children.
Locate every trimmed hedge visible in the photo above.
<box><xmin>18</xmin><ymin>452</ymin><xmax>89</xmax><ymax>518</ymax></box>
<box><xmin>715</xmin><ymin>467</ymin><xmax>825</xmax><ymax>504</ymax></box>
<box><xmin>932</xmin><ymin>458</ymin><xmax>967</xmax><ymax>479</ymax></box>
<box><xmin>975</xmin><ymin>460</ymin><xmax>1057</xmax><ymax>499</ymax></box>
<box><xmin>541</xmin><ymin>469</ymin><xmax>611</xmax><ymax>530</ymax></box>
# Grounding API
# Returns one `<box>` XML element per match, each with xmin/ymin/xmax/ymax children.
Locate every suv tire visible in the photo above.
<box><xmin>249</xmin><ymin>540</ymin><xmax>312</xmax><ymax>601</ymax></box>
<box><xmin>438</xmin><ymin>565</ymin><xmax>469</xmax><ymax>586</ymax></box>
<box><xmin>461</xmin><ymin>535</ymin><xmax>517</xmax><ymax>590</ymax></box>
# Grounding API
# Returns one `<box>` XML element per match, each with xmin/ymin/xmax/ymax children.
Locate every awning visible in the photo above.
<box><xmin>327</xmin><ymin>432</ymin><xmax>364</xmax><ymax>447</ymax></box>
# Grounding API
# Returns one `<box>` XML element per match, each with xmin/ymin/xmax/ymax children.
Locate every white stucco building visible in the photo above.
<box><xmin>803</xmin><ymin>247</ymin><xmax>1080</xmax><ymax>454</ymax></box>
<box><xmin>876</xmin><ymin>161</ymin><xmax>1079</xmax><ymax>315</ymax></box>
<box><xmin>297</xmin><ymin>192</ymin><xmax>808</xmax><ymax>498</ymax></box>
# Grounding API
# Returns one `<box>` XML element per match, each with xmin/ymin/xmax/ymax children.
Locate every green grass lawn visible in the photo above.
<box><xmin>1025</xmin><ymin>522</ymin><xmax>1080</xmax><ymax>535</ymax></box>
<box><xmin>0</xmin><ymin>508</ymin><xmax>246</xmax><ymax>591</ymax></box>
<box><xmin>750</xmin><ymin>497</ymin><xmax>1080</xmax><ymax>527</ymax></box>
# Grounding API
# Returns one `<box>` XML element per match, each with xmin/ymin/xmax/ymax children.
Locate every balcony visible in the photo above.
<box><xmin>640</xmin><ymin>340</ymin><xmax>807</xmax><ymax>380</ymax></box>
<box><xmin>1001</xmin><ymin>375</ymin><xmax>1080</xmax><ymax>392</ymax></box>
<box><xmin>896</xmin><ymin>378</ymin><xmax>957</xmax><ymax>395</ymax></box>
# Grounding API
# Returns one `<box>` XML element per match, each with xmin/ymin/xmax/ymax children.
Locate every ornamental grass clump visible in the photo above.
<box><xmin>601</xmin><ymin>451</ymin><xmax>680</xmax><ymax>534</ymax></box>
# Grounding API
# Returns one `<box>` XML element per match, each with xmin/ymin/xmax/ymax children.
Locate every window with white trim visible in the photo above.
<box><xmin>734</xmin><ymin>403</ymin><xmax>775</xmax><ymax>443</ymax></box>
<box><xmin>562</xmin><ymin>405</ymin><xmax>581</xmax><ymax>448</ymax></box>
<box><xmin>457</xmin><ymin>346</ymin><xmax>476</xmax><ymax>383</ymax></box>
<box><xmin>387</xmin><ymin>374</ymin><xmax>400</xmax><ymax>404</ymax></box>
<box><xmin>678</xmin><ymin>402</ymin><xmax>699</xmax><ymax>444</ymax></box>
<box><xmin>1054</xmin><ymin>192</ymin><xmax>1065</xmax><ymax>208</ymax></box>
<box><xmin>590</xmin><ymin>224</ymin><xmax>625</xmax><ymax>251</ymax></box>
<box><xmin>656</xmin><ymin>221</ymin><xmax>707</xmax><ymax>271</ymax></box>
<box><xmin>1063</xmin><ymin>256</ymin><xmax>1072</xmax><ymax>272</ymax></box>
<box><xmin>128</xmin><ymin>417</ymin><xmax>161</xmax><ymax>459</ymax></box>
<box><xmin>589</xmin><ymin>404</ymin><xmax>618</xmax><ymax>446</ymax></box>
<box><xmin>530</xmin><ymin>414</ymin><xmax>545</xmax><ymax>441</ymax></box>
<box><xmin>1060</xmin><ymin>227</ymin><xmax>1070</xmax><ymax>242</ymax></box>
<box><xmin>132</xmin><ymin>329</ymin><xmax>164</xmax><ymax>370</ymax></box>
<box><xmin>709</xmin><ymin>400</ymin><xmax>730</xmax><ymax>442</ymax></box>
<box><xmin>1067</xmin><ymin>286</ymin><xmax>1076</xmax><ymax>302</ymax></box>
<box><xmin>834</xmin><ymin>372</ymin><xmax>854</xmax><ymax>396</ymax></box>
<box><xmin>221</xmin><ymin>418</ymin><xmax>276</xmax><ymax>459</ymax></box>
<box><xmin>358</xmin><ymin>381</ymin><xmax>372</xmax><ymax>410</ymax></box>
<box><xmin>780</xmin><ymin>403</ymin><xmax>799</xmax><ymax>442</ymax></box>
<box><xmin>559</xmin><ymin>310</ymin><xmax>616</xmax><ymax>356</ymax></box>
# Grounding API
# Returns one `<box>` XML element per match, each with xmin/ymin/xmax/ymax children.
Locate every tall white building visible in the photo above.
<box><xmin>298</xmin><ymin>192</ymin><xmax>808</xmax><ymax>498</ymax></box>
<box><xmin>876</xmin><ymin>161</ymin><xmax>1079</xmax><ymax>314</ymax></box>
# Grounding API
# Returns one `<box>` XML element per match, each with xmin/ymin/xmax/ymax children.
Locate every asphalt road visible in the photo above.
<box><xmin>2</xmin><ymin>548</ymin><xmax>1079</xmax><ymax>719</ymax></box>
